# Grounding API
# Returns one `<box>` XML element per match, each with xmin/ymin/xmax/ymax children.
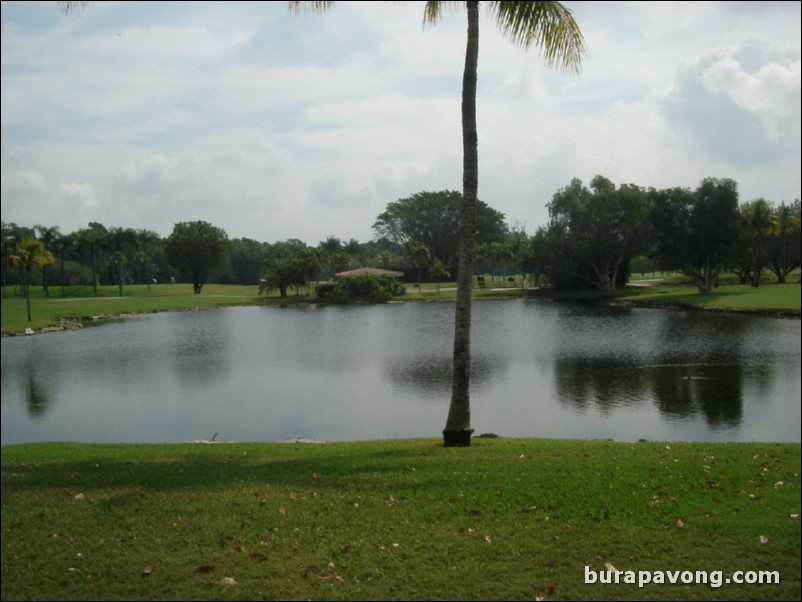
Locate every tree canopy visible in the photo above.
<box><xmin>540</xmin><ymin>175</ymin><xmax>650</xmax><ymax>292</ymax></box>
<box><xmin>372</xmin><ymin>190</ymin><xmax>508</xmax><ymax>271</ymax></box>
<box><xmin>164</xmin><ymin>221</ymin><xmax>229</xmax><ymax>294</ymax></box>
<box><xmin>649</xmin><ymin>178</ymin><xmax>741</xmax><ymax>293</ymax></box>
<box><xmin>259</xmin><ymin>239</ymin><xmax>320</xmax><ymax>298</ymax></box>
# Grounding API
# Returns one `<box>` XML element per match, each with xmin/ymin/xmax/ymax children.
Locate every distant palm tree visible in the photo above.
<box><xmin>33</xmin><ymin>225</ymin><xmax>60</xmax><ymax>297</ymax></box>
<box><xmin>770</xmin><ymin>202</ymin><xmax>801</xmax><ymax>283</ymax></box>
<box><xmin>291</xmin><ymin>0</ymin><xmax>584</xmax><ymax>446</ymax></box>
<box><xmin>744</xmin><ymin>199</ymin><xmax>776</xmax><ymax>287</ymax></box>
<box><xmin>11</xmin><ymin>237</ymin><xmax>55</xmax><ymax>322</ymax></box>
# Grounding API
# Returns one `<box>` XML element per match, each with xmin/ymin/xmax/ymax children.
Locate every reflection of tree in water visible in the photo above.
<box><xmin>554</xmin><ymin>357</ymin><xmax>647</xmax><ymax>413</ymax></box>
<box><xmin>25</xmin><ymin>369</ymin><xmax>51</xmax><ymax>418</ymax></box>
<box><xmin>652</xmin><ymin>311</ymin><xmax>753</xmax><ymax>429</ymax></box>
<box><xmin>554</xmin><ymin>356</ymin><xmax>743</xmax><ymax>428</ymax></box>
<box><xmin>387</xmin><ymin>354</ymin><xmax>499</xmax><ymax>397</ymax></box>
<box><xmin>653</xmin><ymin>363</ymin><xmax>743</xmax><ymax>427</ymax></box>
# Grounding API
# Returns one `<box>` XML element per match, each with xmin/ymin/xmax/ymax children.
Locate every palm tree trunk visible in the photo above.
<box><xmin>443</xmin><ymin>0</ymin><xmax>479</xmax><ymax>447</ymax></box>
<box><xmin>25</xmin><ymin>268</ymin><xmax>32</xmax><ymax>322</ymax></box>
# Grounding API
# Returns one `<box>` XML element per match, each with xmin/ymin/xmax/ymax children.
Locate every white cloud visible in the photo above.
<box><xmin>58</xmin><ymin>182</ymin><xmax>98</xmax><ymax>211</ymax></box>
<box><xmin>1</xmin><ymin>1</ymin><xmax>800</xmax><ymax>243</ymax></box>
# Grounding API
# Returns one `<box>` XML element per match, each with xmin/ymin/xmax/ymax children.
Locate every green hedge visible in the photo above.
<box><xmin>316</xmin><ymin>274</ymin><xmax>405</xmax><ymax>303</ymax></box>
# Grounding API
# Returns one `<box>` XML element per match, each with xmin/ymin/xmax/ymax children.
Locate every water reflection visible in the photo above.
<box><xmin>386</xmin><ymin>353</ymin><xmax>500</xmax><ymax>396</ymax></box>
<box><xmin>1</xmin><ymin>300</ymin><xmax>799</xmax><ymax>444</ymax></box>
<box><xmin>166</xmin><ymin>310</ymin><xmax>231</xmax><ymax>387</ymax></box>
<box><xmin>653</xmin><ymin>364</ymin><xmax>743</xmax><ymax>427</ymax></box>
<box><xmin>24</xmin><ymin>367</ymin><xmax>51</xmax><ymax>418</ymax></box>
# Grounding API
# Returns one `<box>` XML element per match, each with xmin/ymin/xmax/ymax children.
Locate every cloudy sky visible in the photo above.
<box><xmin>2</xmin><ymin>1</ymin><xmax>800</xmax><ymax>246</ymax></box>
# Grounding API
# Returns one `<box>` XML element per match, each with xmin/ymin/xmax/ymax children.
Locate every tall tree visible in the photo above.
<box><xmin>543</xmin><ymin>176</ymin><xmax>649</xmax><ymax>292</ymax></box>
<box><xmin>134</xmin><ymin>229</ymin><xmax>161</xmax><ymax>291</ymax></box>
<box><xmin>649</xmin><ymin>178</ymin><xmax>741</xmax><ymax>294</ymax></box>
<box><xmin>373</xmin><ymin>190</ymin><xmax>507</xmax><ymax>271</ymax></box>
<box><xmin>75</xmin><ymin>222</ymin><xmax>108</xmax><ymax>297</ymax></box>
<box><xmin>741</xmin><ymin>199</ymin><xmax>776</xmax><ymax>287</ymax></box>
<box><xmin>318</xmin><ymin>236</ymin><xmax>343</xmax><ymax>280</ymax></box>
<box><xmin>164</xmin><ymin>221</ymin><xmax>229</xmax><ymax>294</ymax></box>
<box><xmin>291</xmin><ymin>0</ymin><xmax>584</xmax><ymax>446</ymax></box>
<box><xmin>1</xmin><ymin>222</ymin><xmax>18</xmax><ymax>298</ymax></box>
<box><xmin>11</xmin><ymin>237</ymin><xmax>55</xmax><ymax>322</ymax></box>
<box><xmin>766</xmin><ymin>200</ymin><xmax>801</xmax><ymax>283</ymax></box>
<box><xmin>259</xmin><ymin>239</ymin><xmax>320</xmax><ymax>298</ymax></box>
<box><xmin>56</xmin><ymin>232</ymin><xmax>78</xmax><ymax>296</ymax></box>
<box><xmin>108</xmin><ymin>226</ymin><xmax>137</xmax><ymax>296</ymax></box>
<box><xmin>33</xmin><ymin>225</ymin><xmax>61</xmax><ymax>297</ymax></box>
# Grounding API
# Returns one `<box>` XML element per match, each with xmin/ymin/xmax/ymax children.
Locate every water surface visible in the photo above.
<box><xmin>2</xmin><ymin>300</ymin><xmax>799</xmax><ymax>444</ymax></box>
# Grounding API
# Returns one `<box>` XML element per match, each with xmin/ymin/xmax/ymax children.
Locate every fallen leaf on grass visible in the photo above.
<box><xmin>535</xmin><ymin>583</ymin><xmax>558</xmax><ymax>600</ymax></box>
<box><xmin>759</xmin><ymin>535</ymin><xmax>769</xmax><ymax>544</ymax></box>
<box><xmin>675</xmin><ymin>518</ymin><xmax>685</xmax><ymax>528</ymax></box>
<box><xmin>193</xmin><ymin>565</ymin><xmax>216</xmax><ymax>574</ymax></box>
<box><xmin>218</xmin><ymin>577</ymin><xmax>238</xmax><ymax>585</ymax></box>
<box><xmin>605</xmin><ymin>562</ymin><xmax>619</xmax><ymax>573</ymax></box>
<box><xmin>141</xmin><ymin>566</ymin><xmax>154</xmax><ymax>577</ymax></box>
<box><xmin>278</xmin><ymin>506</ymin><xmax>286</xmax><ymax>515</ymax></box>
<box><xmin>251</xmin><ymin>553</ymin><xmax>268</xmax><ymax>562</ymax></box>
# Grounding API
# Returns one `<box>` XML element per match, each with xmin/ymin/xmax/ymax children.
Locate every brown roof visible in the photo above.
<box><xmin>335</xmin><ymin>267</ymin><xmax>404</xmax><ymax>278</ymax></box>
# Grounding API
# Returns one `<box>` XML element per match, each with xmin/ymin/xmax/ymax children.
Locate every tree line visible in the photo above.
<box><xmin>525</xmin><ymin>176</ymin><xmax>800</xmax><ymax>294</ymax></box>
<box><xmin>2</xmin><ymin>178</ymin><xmax>800</xmax><ymax>302</ymax></box>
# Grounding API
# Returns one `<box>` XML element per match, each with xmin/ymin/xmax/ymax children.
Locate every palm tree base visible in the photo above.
<box><xmin>442</xmin><ymin>428</ymin><xmax>474</xmax><ymax>447</ymax></box>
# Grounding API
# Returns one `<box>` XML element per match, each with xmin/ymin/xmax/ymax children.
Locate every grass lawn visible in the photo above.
<box><xmin>1</xmin><ymin>438</ymin><xmax>800</xmax><ymax>601</ymax></box>
<box><xmin>621</xmin><ymin>281</ymin><xmax>801</xmax><ymax>312</ymax></box>
<box><xmin>0</xmin><ymin>284</ymin><xmax>273</xmax><ymax>336</ymax></box>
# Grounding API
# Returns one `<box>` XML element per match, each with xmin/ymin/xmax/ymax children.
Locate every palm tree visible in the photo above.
<box><xmin>291</xmin><ymin>0</ymin><xmax>583</xmax><ymax>446</ymax></box>
<box><xmin>56</xmin><ymin>232</ymin><xmax>78</xmax><ymax>296</ymax></box>
<box><xmin>770</xmin><ymin>202</ymin><xmax>801</xmax><ymax>283</ymax></box>
<box><xmin>135</xmin><ymin>229</ymin><xmax>160</xmax><ymax>291</ymax></box>
<box><xmin>430</xmin><ymin>258</ymin><xmax>451</xmax><ymax>294</ymax></box>
<box><xmin>11</xmin><ymin>237</ymin><xmax>55</xmax><ymax>322</ymax></box>
<box><xmin>743</xmin><ymin>199</ymin><xmax>776</xmax><ymax>287</ymax></box>
<box><xmin>33</xmin><ymin>225</ymin><xmax>61</xmax><ymax>297</ymax></box>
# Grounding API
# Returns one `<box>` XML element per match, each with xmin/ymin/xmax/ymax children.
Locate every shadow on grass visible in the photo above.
<box><xmin>1</xmin><ymin>444</ymin><xmax>463</xmax><ymax>495</ymax></box>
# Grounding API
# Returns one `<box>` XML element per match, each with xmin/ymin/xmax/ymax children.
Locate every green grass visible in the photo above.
<box><xmin>0</xmin><ymin>284</ymin><xmax>297</xmax><ymax>335</ymax></box>
<box><xmin>621</xmin><ymin>282</ymin><xmax>801</xmax><ymax>311</ymax></box>
<box><xmin>2</xmin><ymin>439</ymin><xmax>799</xmax><ymax>601</ymax></box>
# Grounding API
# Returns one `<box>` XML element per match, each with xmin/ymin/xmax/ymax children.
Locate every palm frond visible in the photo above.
<box><xmin>288</xmin><ymin>1</ymin><xmax>335</xmax><ymax>15</ymax></box>
<box><xmin>58</xmin><ymin>1</ymin><xmax>88</xmax><ymax>14</ymax></box>
<box><xmin>487</xmin><ymin>0</ymin><xmax>585</xmax><ymax>74</ymax></box>
<box><xmin>422</xmin><ymin>1</ymin><xmax>463</xmax><ymax>27</ymax></box>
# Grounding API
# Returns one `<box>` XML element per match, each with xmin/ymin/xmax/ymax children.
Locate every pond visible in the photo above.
<box><xmin>1</xmin><ymin>300</ymin><xmax>800</xmax><ymax>445</ymax></box>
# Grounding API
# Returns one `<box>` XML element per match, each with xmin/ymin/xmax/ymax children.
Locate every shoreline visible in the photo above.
<box><xmin>3</xmin><ymin>286</ymin><xmax>800</xmax><ymax>337</ymax></box>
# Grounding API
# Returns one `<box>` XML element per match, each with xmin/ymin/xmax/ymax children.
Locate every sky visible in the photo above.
<box><xmin>1</xmin><ymin>1</ymin><xmax>800</xmax><ymax>246</ymax></box>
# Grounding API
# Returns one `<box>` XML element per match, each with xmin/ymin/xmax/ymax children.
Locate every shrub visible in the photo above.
<box><xmin>317</xmin><ymin>275</ymin><xmax>405</xmax><ymax>304</ymax></box>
